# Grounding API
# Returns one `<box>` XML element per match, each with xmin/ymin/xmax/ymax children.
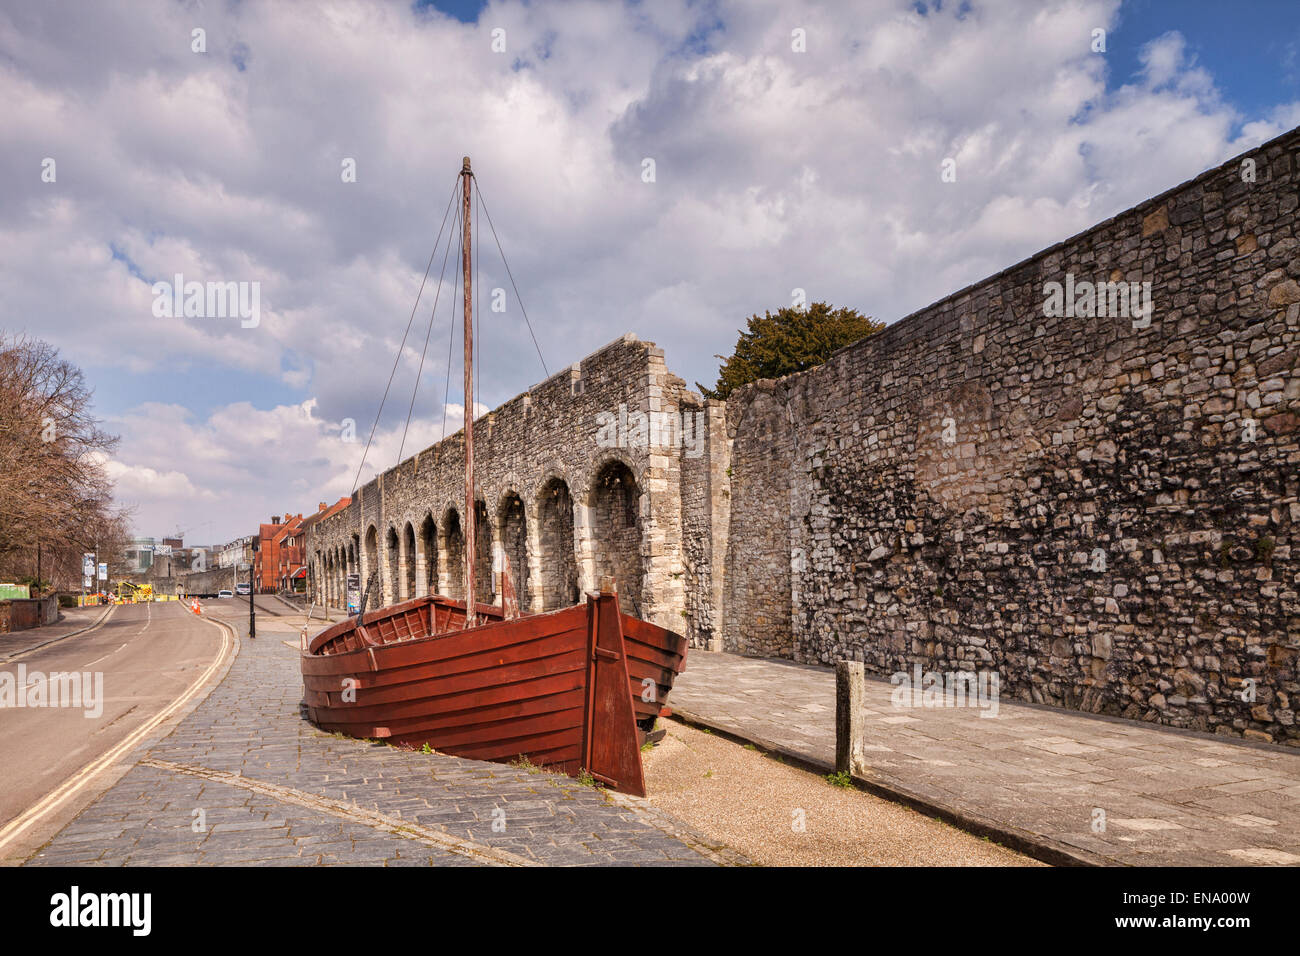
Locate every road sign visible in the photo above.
<box><xmin>156</xmin><ymin>544</ymin><xmax>173</xmax><ymax>556</ymax></box>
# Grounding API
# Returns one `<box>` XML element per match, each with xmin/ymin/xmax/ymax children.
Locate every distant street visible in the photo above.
<box><xmin>0</xmin><ymin>601</ymin><xmax>230</xmax><ymax>864</ymax></box>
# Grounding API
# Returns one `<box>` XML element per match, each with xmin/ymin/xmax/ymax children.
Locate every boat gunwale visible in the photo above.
<box><xmin>305</xmin><ymin>594</ymin><xmax>576</xmax><ymax>659</ymax></box>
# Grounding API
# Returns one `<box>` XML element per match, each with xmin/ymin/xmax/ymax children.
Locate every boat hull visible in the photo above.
<box><xmin>301</xmin><ymin>590</ymin><xmax>686</xmax><ymax>796</ymax></box>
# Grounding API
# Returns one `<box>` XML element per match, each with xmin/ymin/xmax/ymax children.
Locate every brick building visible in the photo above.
<box><xmin>253</xmin><ymin>514</ymin><xmax>303</xmax><ymax>594</ymax></box>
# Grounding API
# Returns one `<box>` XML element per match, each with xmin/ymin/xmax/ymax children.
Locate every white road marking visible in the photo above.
<box><xmin>0</xmin><ymin>610</ymin><xmax>234</xmax><ymax>857</ymax></box>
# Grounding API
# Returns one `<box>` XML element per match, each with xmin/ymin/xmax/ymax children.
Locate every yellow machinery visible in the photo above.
<box><xmin>113</xmin><ymin>581</ymin><xmax>154</xmax><ymax>603</ymax></box>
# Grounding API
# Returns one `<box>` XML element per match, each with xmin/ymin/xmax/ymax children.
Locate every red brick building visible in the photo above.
<box><xmin>253</xmin><ymin>513</ymin><xmax>303</xmax><ymax>594</ymax></box>
<box><xmin>296</xmin><ymin>498</ymin><xmax>351</xmax><ymax>596</ymax></box>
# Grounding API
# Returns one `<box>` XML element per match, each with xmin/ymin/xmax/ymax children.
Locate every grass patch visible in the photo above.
<box><xmin>825</xmin><ymin>770</ymin><xmax>854</xmax><ymax>789</ymax></box>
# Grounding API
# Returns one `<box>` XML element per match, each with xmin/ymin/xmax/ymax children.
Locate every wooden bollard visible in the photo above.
<box><xmin>835</xmin><ymin>660</ymin><xmax>866</xmax><ymax>776</ymax></box>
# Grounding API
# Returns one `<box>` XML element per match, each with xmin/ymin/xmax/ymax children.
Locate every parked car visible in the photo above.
<box><xmin>217</xmin><ymin>589</ymin><xmax>233</xmax><ymax>599</ymax></box>
<box><xmin>234</xmin><ymin>583</ymin><xmax>251</xmax><ymax>595</ymax></box>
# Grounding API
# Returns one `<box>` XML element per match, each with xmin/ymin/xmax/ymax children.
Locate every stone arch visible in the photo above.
<box><xmin>441</xmin><ymin>506</ymin><xmax>466</xmax><ymax>600</ymax></box>
<box><xmin>385</xmin><ymin>526</ymin><xmax>400</xmax><ymax>605</ymax></box>
<box><xmin>724</xmin><ymin>386</ymin><xmax>794</xmax><ymax>657</ymax></box>
<box><xmin>419</xmin><ymin>513</ymin><xmax>437</xmax><ymax>596</ymax></box>
<box><xmin>473</xmin><ymin>499</ymin><xmax>493</xmax><ymax>603</ymax></box>
<box><xmin>340</xmin><ymin>546</ymin><xmax>348</xmax><ymax>606</ymax></box>
<box><xmin>537</xmin><ymin>476</ymin><xmax>579</xmax><ymax>610</ymax></box>
<box><xmin>498</xmin><ymin>490</ymin><xmax>529</xmax><ymax>609</ymax></box>
<box><xmin>402</xmin><ymin>521</ymin><xmax>416</xmax><ymax>601</ymax></box>
<box><xmin>363</xmin><ymin>525</ymin><xmax>380</xmax><ymax>597</ymax></box>
<box><xmin>588</xmin><ymin>458</ymin><xmax>644</xmax><ymax>614</ymax></box>
<box><xmin>333</xmin><ymin>548</ymin><xmax>342</xmax><ymax>607</ymax></box>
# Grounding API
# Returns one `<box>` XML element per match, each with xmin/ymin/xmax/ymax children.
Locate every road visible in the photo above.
<box><xmin>0</xmin><ymin>601</ymin><xmax>231</xmax><ymax>864</ymax></box>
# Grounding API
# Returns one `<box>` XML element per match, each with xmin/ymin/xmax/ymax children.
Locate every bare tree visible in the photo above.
<box><xmin>0</xmin><ymin>333</ymin><xmax>126</xmax><ymax>588</ymax></box>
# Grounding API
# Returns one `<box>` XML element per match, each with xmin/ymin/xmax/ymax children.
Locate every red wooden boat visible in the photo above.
<box><xmin>301</xmin><ymin>587</ymin><xmax>686</xmax><ymax>796</ymax></box>
<box><xmin>300</xmin><ymin>158</ymin><xmax>687</xmax><ymax>796</ymax></box>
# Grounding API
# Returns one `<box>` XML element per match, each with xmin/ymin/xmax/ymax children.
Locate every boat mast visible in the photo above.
<box><xmin>461</xmin><ymin>156</ymin><xmax>476</xmax><ymax>623</ymax></box>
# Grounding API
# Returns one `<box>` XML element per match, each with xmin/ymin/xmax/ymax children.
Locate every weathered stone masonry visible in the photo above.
<box><xmin>725</xmin><ymin>127</ymin><xmax>1300</xmax><ymax>746</ymax></box>
<box><xmin>308</xmin><ymin>334</ymin><xmax>694</xmax><ymax>632</ymax></box>
<box><xmin>309</xmin><ymin>127</ymin><xmax>1300</xmax><ymax>746</ymax></box>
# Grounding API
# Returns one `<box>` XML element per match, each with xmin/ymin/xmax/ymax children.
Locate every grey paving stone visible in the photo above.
<box><xmin>26</xmin><ymin>618</ymin><xmax>723</xmax><ymax>867</ymax></box>
<box><xmin>671</xmin><ymin>650</ymin><xmax>1300</xmax><ymax>866</ymax></box>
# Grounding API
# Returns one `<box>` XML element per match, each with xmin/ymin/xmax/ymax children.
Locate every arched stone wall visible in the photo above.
<box><xmin>498</xmin><ymin>491</ymin><xmax>528</xmax><ymax>608</ymax></box>
<box><xmin>440</xmin><ymin>507</ymin><xmax>465</xmax><ymax>600</ymax></box>
<box><xmin>402</xmin><ymin>522</ymin><xmax>416</xmax><ymax>601</ymax></box>
<box><xmin>588</xmin><ymin>458</ymin><xmax>644</xmax><ymax>614</ymax></box>
<box><xmin>537</xmin><ymin>477</ymin><xmax>578</xmax><ymax>610</ymax></box>
<box><xmin>363</xmin><ymin>525</ymin><xmax>379</xmax><ymax>597</ymax></box>
<box><xmin>419</xmin><ymin>514</ymin><xmax>437</xmax><ymax>596</ymax></box>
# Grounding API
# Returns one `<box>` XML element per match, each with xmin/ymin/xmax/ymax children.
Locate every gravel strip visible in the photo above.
<box><xmin>642</xmin><ymin>721</ymin><xmax>1044</xmax><ymax>866</ymax></box>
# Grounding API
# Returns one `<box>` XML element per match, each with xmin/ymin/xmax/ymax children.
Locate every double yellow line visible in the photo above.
<box><xmin>0</xmin><ymin>611</ymin><xmax>235</xmax><ymax>859</ymax></box>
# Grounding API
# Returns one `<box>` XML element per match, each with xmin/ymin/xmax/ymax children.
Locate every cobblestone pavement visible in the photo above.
<box><xmin>25</xmin><ymin>612</ymin><xmax>732</xmax><ymax>867</ymax></box>
<box><xmin>670</xmin><ymin>652</ymin><xmax>1300</xmax><ymax>866</ymax></box>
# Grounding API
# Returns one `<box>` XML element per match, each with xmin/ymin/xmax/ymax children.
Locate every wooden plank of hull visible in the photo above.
<box><xmin>303</xmin><ymin>623</ymin><xmax>588</xmax><ymax>686</ymax></box>
<box><xmin>622</xmin><ymin>621</ymin><xmax>687</xmax><ymax>667</ymax></box>
<box><xmin>303</xmin><ymin>647</ymin><xmax>587</xmax><ymax>703</ymax></box>
<box><xmin>619</xmin><ymin>613</ymin><xmax>688</xmax><ymax>725</ymax></box>
<box><xmin>317</xmin><ymin>701</ymin><xmax>585</xmax><ymax>749</ymax></box>
<box><xmin>305</xmin><ymin>662</ymin><xmax>588</xmax><ymax>722</ymax></box>
<box><xmin>396</xmin><ymin>728</ymin><xmax>583</xmax><ymax>768</ymax></box>
<box><xmin>309</xmin><ymin>686</ymin><xmax>585</xmax><ymax>738</ymax></box>
<box><xmin>301</xmin><ymin>603</ymin><xmax>585</xmax><ymax>677</ymax></box>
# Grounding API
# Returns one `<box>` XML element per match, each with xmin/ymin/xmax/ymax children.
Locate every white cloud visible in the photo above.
<box><xmin>0</xmin><ymin>0</ymin><xmax>1294</xmax><ymax>542</ymax></box>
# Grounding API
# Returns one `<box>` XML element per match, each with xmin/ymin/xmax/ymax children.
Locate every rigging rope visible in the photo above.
<box><xmin>398</xmin><ymin>193</ymin><xmax>461</xmax><ymax>462</ymax></box>
<box><xmin>354</xmin><ymin>167</ymin><xmax>551</xmax><ymax>491</ymax></box>
<box><xmin>473</xmin><ymin>179</ymin><xmax>549</xmax><ymax>378</ymax></box>
<box><xmin>350</xmin><ymin>175</ymin><xmax>459</xmax><ymax>495</ymax></box>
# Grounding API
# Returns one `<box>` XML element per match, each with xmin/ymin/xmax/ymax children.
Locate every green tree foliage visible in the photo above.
<box><xmin>698</xmin><ymin>302</ymin><xmax>884</xmax><ymax>400</ymax></box>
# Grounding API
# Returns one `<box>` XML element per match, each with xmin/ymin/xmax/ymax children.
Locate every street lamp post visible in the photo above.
<box><xmin>249</xmin><ymin>538</ymin><xmax>258</xmax><ymax>640</ymax></box>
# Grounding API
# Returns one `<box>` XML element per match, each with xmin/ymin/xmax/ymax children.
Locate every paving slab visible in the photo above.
<box><xmin>669</xmin><ymin>651</ymin><xmax>1300</xmax><ymax>866</ymax></box>
<box><xmin>25</xmin><ymin>612</ymin><xmax>734</xmax><ymax>867</ymax></box>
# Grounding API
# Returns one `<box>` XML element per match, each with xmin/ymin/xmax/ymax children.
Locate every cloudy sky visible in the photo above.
<box><xmin>3</xmin><ymin>0</ymin><xmax>1298</xmax><ymax>546</ymax></box>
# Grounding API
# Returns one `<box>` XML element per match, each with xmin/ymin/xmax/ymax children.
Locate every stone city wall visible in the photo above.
<box><xmin>307</xmin><ymin>127</ymin><xmax>1300</xmax><ymax>746</ymax></box>
<box><xmin>723</xmin><ymin>128</ymin><xmax>1300</xmax><ymax>745</ymax></box>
